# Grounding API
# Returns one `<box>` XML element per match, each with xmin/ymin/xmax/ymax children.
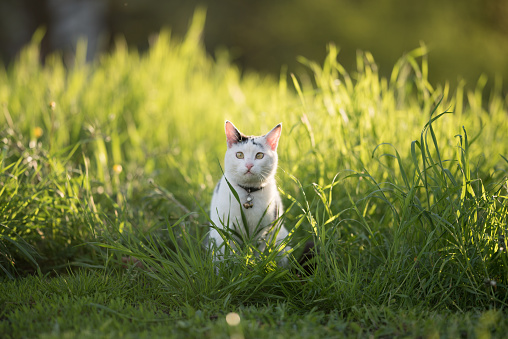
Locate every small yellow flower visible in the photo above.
<box><xmin>49</xmin><ymin>101</ymin><xmax>56</xmax><ymax>109</ymax></box>
<box><xmin>113</xmin><ymin>164</ymin><xmax>123</xmax><ymax>174</ymax></box>
<box><xmin>34</xmin><ymin>127</ymin><xmax>43</xmax><ymax>138</ymax></box>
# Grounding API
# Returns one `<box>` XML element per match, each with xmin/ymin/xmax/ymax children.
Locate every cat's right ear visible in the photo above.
<box><xmin>225</xmin><ymin>121</ymin><xmax>246</xmax><ymax>148</ymax></box>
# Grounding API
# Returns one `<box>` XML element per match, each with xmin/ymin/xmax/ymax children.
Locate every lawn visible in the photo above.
<box><xmin>1</xmin><ymin>11</ymin><xmax>507</xmax><ymax>338</ymax></box>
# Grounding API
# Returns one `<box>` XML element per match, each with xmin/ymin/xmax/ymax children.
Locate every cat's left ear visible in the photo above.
<box><xmin>264</xmin><ymin>123</ymin><xmax>282</xmax><ymax>151</ymax></box>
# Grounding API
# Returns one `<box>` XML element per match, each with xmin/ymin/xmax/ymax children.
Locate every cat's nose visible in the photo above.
<box><xmin>245</xmin><ymin>163</ymin><xmax>254</xmax><ymax>170</ymax></box>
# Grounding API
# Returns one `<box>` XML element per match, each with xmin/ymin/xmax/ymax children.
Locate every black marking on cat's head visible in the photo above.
<box><xmin>250</xmin><ymin>138</ymin><xmax>262</xmax><ymax>147</ymax></box>
<box><xmin>235</xmin><ymin>132</ymin><xmax>250</xmax><ymax>144</ymax></box>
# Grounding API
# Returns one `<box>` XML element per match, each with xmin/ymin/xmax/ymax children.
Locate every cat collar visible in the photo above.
<box><xmin>237</xmin><ymin>184</ymin><xmax>264</xmax><ymax>209</ymax></box>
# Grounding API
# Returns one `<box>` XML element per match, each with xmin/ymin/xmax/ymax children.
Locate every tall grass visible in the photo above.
<box><xmin>1</xmin><ymin>10</ymin><xmax>507</xmax><ymax>314</ymax></box>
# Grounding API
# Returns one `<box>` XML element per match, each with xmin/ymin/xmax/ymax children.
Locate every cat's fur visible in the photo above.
<box><xmin>208</xmin><ymin>121</ymin><xmax>290</xmax><ymax>265</ymax></box>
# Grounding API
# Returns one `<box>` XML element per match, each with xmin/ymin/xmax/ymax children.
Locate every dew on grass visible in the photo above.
<box><xmin>113</xmin><ymin>164</ymin><xmax>123</xmax><ymax>174</ymax></box>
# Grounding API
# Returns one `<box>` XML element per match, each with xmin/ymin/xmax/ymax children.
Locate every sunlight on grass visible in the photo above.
<box><xmin>1</xmin><ymin>9</ymin><xmax>507</xmax><ymax>338</ymax></box>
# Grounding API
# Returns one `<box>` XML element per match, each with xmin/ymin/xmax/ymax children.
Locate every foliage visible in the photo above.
<box><xmin>2</xmin><ymin>272</ymin><xmax>508</xmax><ymax>338</ymax></box>
<box><xmin>1</xmin><ymin>10</ymin><xmax>507</xmax><ymax>337</ymax></box>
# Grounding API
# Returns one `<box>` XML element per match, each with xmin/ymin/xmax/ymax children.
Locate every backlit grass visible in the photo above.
<box><xmin>1</xmin><ymin>10</ymin><xmax>507</xmax><ymax>338</ymax></box>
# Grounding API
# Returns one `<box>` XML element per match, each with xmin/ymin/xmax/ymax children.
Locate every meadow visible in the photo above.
<box><xmin>1</xmin><ymin>12</ymin><xmax>508</xmax><ymax>338</ymax></box>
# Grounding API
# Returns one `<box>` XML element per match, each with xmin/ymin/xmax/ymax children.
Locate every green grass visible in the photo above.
<box><xmin>1</xmin><ymin>10</ymin><xmax>508</xmax><ymax>338</ymax></box>
<box><xmin>2</xmin><ymin>271</ymin><xmax>508</xmax><ymax>338</ymax></box>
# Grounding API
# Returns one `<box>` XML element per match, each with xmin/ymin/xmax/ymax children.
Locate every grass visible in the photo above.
<box><xmin>1</xmin><ymin>10</ymin><xmax>508</xmax><ymax>338</ymax></box>
<box><xmin>2</xmin><ymin>272</ymin><xmax>508</xmax><ymax>338</ymax></box>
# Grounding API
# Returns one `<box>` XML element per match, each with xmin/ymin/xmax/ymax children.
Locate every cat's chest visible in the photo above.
<box><xmin>235</xmin><ymin>189</ymin><xmax>277</xmax><ymax>231</ymax></box>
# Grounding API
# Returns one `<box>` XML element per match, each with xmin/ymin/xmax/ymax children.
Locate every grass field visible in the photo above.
<box><xmin>1</xmin><ymin>11</ymin><xmax>508</xmax><ymax>338</ymax></box>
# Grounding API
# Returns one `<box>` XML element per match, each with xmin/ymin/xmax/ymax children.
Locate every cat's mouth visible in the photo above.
<box><xmin>244</xmin><ymin>169</ymin><xmax>259</xmax><ymax>178</ymax></box>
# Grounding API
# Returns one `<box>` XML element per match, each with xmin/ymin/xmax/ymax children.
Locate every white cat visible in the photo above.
<box><xmin>208</xmin><ymin>121</ymin><xmax>290</xmax><ymax>266</ymax></box>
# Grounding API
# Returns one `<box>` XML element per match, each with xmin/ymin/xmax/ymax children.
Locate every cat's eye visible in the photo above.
<box><xmin>236</xmin><ymin>152</ymin><xmax>244</xmax><ymax>159</ymax></box>
<box><xmin>256</xmin><ymin>152</ymin><xmax>264</xmax><ymax>159</ymax></box>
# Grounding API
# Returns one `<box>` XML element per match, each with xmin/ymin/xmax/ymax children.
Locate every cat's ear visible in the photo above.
<box><xmin>264</xmin><ymin>123</ymin><xmax>282</xmax><ymax>151</ymax></box>
<box><xmin>225</xmin><ymin>121</ymin><xmax>247</xmax><ymax>148</ymax></box>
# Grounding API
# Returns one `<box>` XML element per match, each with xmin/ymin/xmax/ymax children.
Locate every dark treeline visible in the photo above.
<box><xmin>1</xmin><ymin>0</ymin><xmax>507</xmax><ymax>92</ymax></box>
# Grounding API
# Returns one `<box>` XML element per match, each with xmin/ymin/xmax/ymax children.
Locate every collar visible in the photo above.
<box><xmin>237</xmin><ymin>184</ymin><xmax>264</xmax><ymax>193</ymax></box>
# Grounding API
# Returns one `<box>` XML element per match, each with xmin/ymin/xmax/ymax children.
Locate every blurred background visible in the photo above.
<box><xmin>1</xmin><ymin>0</ymin><xmax>507</xmax><ymax>93</ymax></box>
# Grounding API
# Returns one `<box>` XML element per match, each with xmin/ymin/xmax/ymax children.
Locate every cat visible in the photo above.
<box><xmin>208</xmin><ymin>121</ymin><xmax>290</xmax><ymax>266</ymax></box>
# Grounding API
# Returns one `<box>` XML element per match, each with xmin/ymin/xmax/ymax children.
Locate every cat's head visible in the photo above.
<box><xmin>223</xmin><ymin>121</ymin><xmax>281</xmax><ymax>186</ymax></box>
